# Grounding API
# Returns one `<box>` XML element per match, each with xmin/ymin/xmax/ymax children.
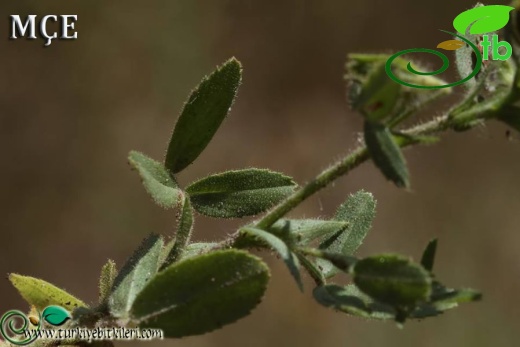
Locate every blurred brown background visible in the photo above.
<box><xmin>1</xmin><ymin>1</ymin><xmax>519</xmax><ymax>346</ymax></box>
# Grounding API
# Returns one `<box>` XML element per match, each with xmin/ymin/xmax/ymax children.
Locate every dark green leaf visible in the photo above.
<box><xmin>241</xmin><ymin>227</ymin><xmax>303</xmax><ymax>291</ymax></box>
<box><xmin>131</xmin><ymin>250</ymin><xmax>270</xmax><ymax>338</ymax></box>
<box><xmin>109</xmin><ymin>234</ymin><xmax>163</xmax><ymax>318</ymax></box>
<box><xmin>160</xmin><ymin>196</ymin><xmax>194</xmax><ymax>269</ymax></box>
<box><xmin>364</xmin><ymin>121</ymin><xmax>410</xmax><ymax>188</ymax></box>
<box><xmin>353</xmin><ymin>254</ymin><xmax>432</xmax><ymax>307</ymax></box>
<box><xmin>453</xmin><ymin>4</ymin><xmax>514</xmax><ymax>35</ymax></box>
<box><xmin>186</xmin><ymin>168</ymin><xmax>297</xmax><ymax>218</ymax></box>
<box><xmin>128</xmin><ymin>151</ymin><xmax>182</xmax><ymax>209</ymax></box>
<box><xmin>165</xmin><ymin>58</ymin><xmax>242</xmax><ymax>173</ymax></box>
<box><xmin>42</xmin><ymin>306</ymin><xmax>71</xmax><ymax>326</ymax></box>
<box><xmin>318</xmin><ymin>190</ymin><xmax>376</xmax><ymax>277</ymax></box>
<box><xmin>9</xmin><ymin>274</ymin><xmax>87</xmax><ymax>311</ymax></box>
<box><xmin>98</xmin><ymin>259</ymin><xmax>117</xmax><ymax>304</ymax></box>
<box><xmin>268</xmin><ymin>219</ymin><xmax>348</xmax><ymax>245</ymax></box>
<box><xmin>420</xmin><ymin>239</ymin><xmax>438</xmax><ymax>272</ymax></box>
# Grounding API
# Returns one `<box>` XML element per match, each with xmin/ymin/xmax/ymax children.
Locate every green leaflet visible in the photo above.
<box><xmin>98</xmin><ymin>259</ymin><xmax>117</xmax><ymax>304</ymax></box>
<box><xmin>364</xmin><ymin>121</ymin><xmax>410</xmax><ymax>188</ymax></box>
<box><xmin>420</xmin><ymin>239</ymin><xmax>438</xmax><ymax>272</ymax></box>
<box><xmin>186</xmin><ymin>168</ymin><xmax>297</xmax><ymax>218</ymax></box>
<box><xmin>267</xmin><ymin>219</ymin><xmax>348</xmax><ymax>246</ymax></box>
<box><xmin>9</xmin><ymin>274</ymin><xmax>87</xmax><ymax>311</ymax></box>
<box><xmin>160</xmin><ymin>196</ymin><xmax>195</xmax><ymax>269</ymax></box>
<box><xmin>108</xmin><ymin>234</ymin><xmax>163</xmax><ymax>318</ymax></box>
<box><xmin>131</xmin><ymin>250</ymin><xmax>270</xmax><ymax>338</ymax></box>
<box><xmin>353</xmin><ymin>254</ymin><xmax>432</xmax><ymax>308</ymax></box>
<box><xmin>318</xmin><ymin>190</ymin><xmax>376</xmax><ymax>277</ymax></box>
<box><xmin>241</xmin><ymin>227</ymin><xmax>303</xmax><ymax>291</ymax></box>
<box><xmin>165</xmin><ymin>58</ymin><xmax>242</xmax><ymax>174</ymax></box>
<box><xmin>128</xmin><ymin>151</ymin><xmax>182</xmax><ymax>209</ymax></box>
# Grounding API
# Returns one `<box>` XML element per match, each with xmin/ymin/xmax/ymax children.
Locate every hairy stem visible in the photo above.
<box><xmin>255</xmin><ymin>106</ymin><xmax>492</xmax><ymax>229</ymax></box>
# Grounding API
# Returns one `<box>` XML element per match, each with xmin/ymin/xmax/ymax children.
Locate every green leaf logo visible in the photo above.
<box><xmin>453</xmin><ymin>5</ymin><xmax>514</xmax><ymax>35</ymax></box>
<box><xmin>42</xmin><ymin>306</ymin><xmax>70</xmax><ymax>326</ymax></box>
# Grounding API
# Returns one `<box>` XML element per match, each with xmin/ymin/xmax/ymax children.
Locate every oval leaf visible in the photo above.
<box><xmin>186</xmin><ymin>168</ymin><xmax>297</xmax><ymax>218</ymax></box>
<box><xmin>131</xmin><ymin>250</ymin><xmax>270</xmax><ymax>338</ymax></box>
<box><xmin>42</xmin><ymin>306</ymin><xmax>71</xmax><ymax>326</ymax></box>
<box><xmin>128</xmin><ymin>151</ymin><xmax>182</xmax><ymax>209</ymax></box>
<box><xmin>436</xmin><ymin>39</ymin><xmax>464</xmax><ymax>51</ymax></box>
<box><xmin>364</xmin><ymin>121</ymin><xmax>410</xmax><ymax>188</ymax></box>
<box><xmin>165</xmin><ymin>58</ymin><xmax>242</xmax><ymax>173</ymax></box>
<box><xmin>109</xmin><ymin>234</ymin><xmax>163</xmax><ymax>318</ymax></box>
<box><xmin>353</xmin><ymin>254</ymin><xmax>432</xmax><ymax>307</ymax></box>
<box><xmin>241</xmin><ymin>227</ymin><xmax>303</xmax><ymax>291</ymax></box>
<box><xmin>9</xmin><ymin>274</ymin><xmax>87</xmax><ymax>311</ymax></box>
<box><xmin>453</xmin><ymin>5</ymin><xmax>514</xmax><ymax>35</ymax></box>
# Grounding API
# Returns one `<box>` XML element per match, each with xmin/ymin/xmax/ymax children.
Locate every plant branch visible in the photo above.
<box><xmin>255</xmin><ymin>101</ymin><xmax>502</xmax><ymax>230</ymax></box>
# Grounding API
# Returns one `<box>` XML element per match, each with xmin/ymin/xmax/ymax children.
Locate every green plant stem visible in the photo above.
<box><xmin>255</xmin><ymin>111</ymin><xmax>478</xmax><ymax>230</ymax></box>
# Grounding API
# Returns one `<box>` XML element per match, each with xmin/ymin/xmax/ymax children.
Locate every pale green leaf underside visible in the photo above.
<box><xmin>186</xmin><ymin>168</ymin><xmax>297</xmax><ymax>218</ymax></box>
<box><xmin>9</xmin><ymin>274</ymin><xmax>87</xmax><ymax>311</ymax></box>
<box><xmin>131</xmin><ymin>250</ymin><xmax>270</xmax><ymax>338</ymax></box>
<box><xmin>109</xmin><ymin>234</ymin><xmax>163</xmax><ymax>318</ymax></box>
<box><xmin>128</xmin><ymin>151</ymin><xmax>182</xmax><ymax>209</ymax></box>
<box><xmin>318</xmin><ymin>190</ymin><xmax>376</xmax><ymax>277</ymax></box>
<box><xmin>268</xmin><ymin>219</ymin><xmax>348</xmax><ymax>245</ymax></box>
